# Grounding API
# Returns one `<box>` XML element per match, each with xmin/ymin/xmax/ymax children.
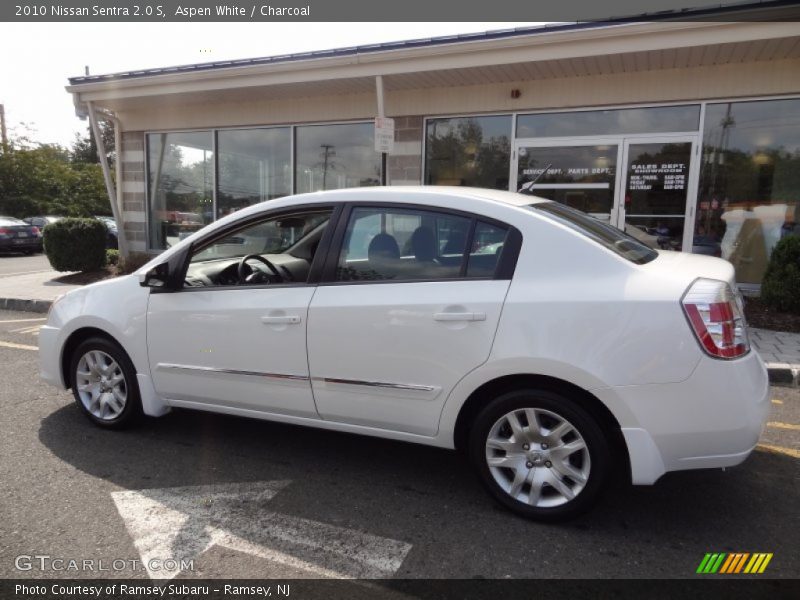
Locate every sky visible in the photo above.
<box><xmin>0</xmin><ymin>22</ymin><xmax>544</xmax><ymax>148</ymax></box>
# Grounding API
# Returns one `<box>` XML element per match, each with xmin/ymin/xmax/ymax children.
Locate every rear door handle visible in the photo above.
<box><xmin>434</xmin><ymin>312</ymin><xmax>486</xmax><ymax>322</ymax></box>
<box><xmin>261</xmin><ymin>315</ymin><xmax>301</xmax><ymax>324</ymax></box>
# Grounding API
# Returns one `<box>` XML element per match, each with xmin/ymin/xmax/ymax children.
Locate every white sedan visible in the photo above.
<box><xmin>39</xmin><ymin>187</ymin><xmax>769</xmax><ymax>520</ymax></box>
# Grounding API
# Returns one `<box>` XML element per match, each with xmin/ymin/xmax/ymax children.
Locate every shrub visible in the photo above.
<box><xmin>761</xmin><ymin>234</ymin><xmax>800</xmax><ymax>314</ymax></box>
<box><xmin>106</xmin><ymin>248</ymin><xmax>120</xmax><ymax>266</ymax></box>
<box><xmin>43</xmin><ymin>218</ymin><xmax>107</xmax><ymax>272</ymax></box>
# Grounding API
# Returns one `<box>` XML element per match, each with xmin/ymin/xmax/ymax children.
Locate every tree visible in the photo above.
<box><xmin>71</xmin><ymin>123</ymin><xmax>115</xmax><ymax>167</ymax></box>
<box><xmin>0</xmin><ymin>131</ymin><xmax>112</xmax><ymax>219</ymax></box>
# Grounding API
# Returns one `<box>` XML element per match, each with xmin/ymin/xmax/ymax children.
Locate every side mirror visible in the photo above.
<box><xmin>139</xmin><ymin>263</ymin><xmax>170</xmax><ymax>288</ymax></box>
<box><xmin>138</xmin><ymin>245</ymin><xmax>191</xmax><ymax>291</ymax></box>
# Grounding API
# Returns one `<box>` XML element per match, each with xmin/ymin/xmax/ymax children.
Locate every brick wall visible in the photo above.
<box><xmin>387</xmin><ymin>116</ymin><xmax>423</xmax><ymax>186</ymax></box>
<box><xmin>119</xmin><ymin>132</ymin><xmax>148</xmax><ymax>252</ymax></box>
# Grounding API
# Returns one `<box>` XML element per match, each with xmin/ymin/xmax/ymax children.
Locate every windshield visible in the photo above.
<box><xmin>527</xmin><ymin>202</ymin><xmax>658</xmax><ymax>265</ymax></box>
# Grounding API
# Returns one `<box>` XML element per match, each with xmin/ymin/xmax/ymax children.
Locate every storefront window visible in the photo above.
<box><xmin>216</xmin><ymin>128</ymin><xmax>291</xmax><ymax>218</ymax></box>
<box><xmin>294</xmin><ymin>123</ymin><xmax>381</xmax><ymax>193</ymax></box>
<box><xmin>147</xmin><ymin>131</ymin><xmax>213</xmax><ymax>250</ymax></box>
<box><xmin>425</xmin><ymin>115</ymin><xmax>512</xmax><ymax>189</ymax></box>
<box><xmin>697</xmin><ymin>99</ymin><xmax>800</xmax><ymax>285</ymax></box>
<box><xmin>517</xmin><ymin>105</ymin><xmax>700</xmax><ymax>138</ymax></box>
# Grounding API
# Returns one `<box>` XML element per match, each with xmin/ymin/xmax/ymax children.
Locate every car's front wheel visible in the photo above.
<box><xmin>69</xmin><ymin>336</ymin><xmax>142</xmax><ymax>429</ymax></box>
<box><xmin>469</xmin><ymin>388</ymin><xmax>610</xmax><ymax>521</ymax></box>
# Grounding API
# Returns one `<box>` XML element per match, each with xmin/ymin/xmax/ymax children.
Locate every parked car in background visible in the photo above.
<box><xmin>24</xmin><ymin>215</ymin><xmax>63</xmax><ymax>230</ymax></box>
<box><xmin>39</xmin><ymin>187</ymin><xmax>768</xmax><ymax>521</ymax></box>
<box><xmin>0</xmin><ymin>216</ymin><xmax>43</xmax><ymax>254</ymax></box>
<box><xmin>94</xmin><ymin>216</ymin><xmax>119</xmax><ymax>249</ymax></box>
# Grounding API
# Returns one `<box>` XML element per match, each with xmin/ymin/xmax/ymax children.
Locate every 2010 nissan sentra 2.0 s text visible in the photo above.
<box><xmin>38</xmin><ymin>187</ymin><xmax>769</xmax><ymax>521</ymax></box>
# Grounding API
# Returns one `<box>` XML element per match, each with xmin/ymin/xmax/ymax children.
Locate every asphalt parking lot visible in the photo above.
<box><xmin>0</xmin><ymin>308</ymin><xmax>798</xmax><ymax>581</ymax></box>
<box><xmin>0</xmin><ymin>253</ymin><xmax>51</xmax><ymax>277</ymax></box>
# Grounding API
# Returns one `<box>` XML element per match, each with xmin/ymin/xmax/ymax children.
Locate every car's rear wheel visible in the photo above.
<box><xmin>469</xmin><ymin>388</ymin><xmax>610</xmax><ymax>521</ymax></box>
<box><xmin>69</xmin><ymin>337</ymin><xmax>142</xmax><ymax>429</ymax></box>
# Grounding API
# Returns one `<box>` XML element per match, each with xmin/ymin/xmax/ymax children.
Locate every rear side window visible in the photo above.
<box><xmin>528</xmin><ymin>202</ymin><xmax>657</xmax><ymax>265</ymax></box>
<box><xmin>336</xmin><ymin>207</ymin><xmax>471</xmax><ymax>282</ymax></box>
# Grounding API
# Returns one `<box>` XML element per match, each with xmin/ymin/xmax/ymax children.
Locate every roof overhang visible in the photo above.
<box><xmin>68</xmin><ymin>19</ymin><xmax>800</xmax><ymax>117</ymax></box>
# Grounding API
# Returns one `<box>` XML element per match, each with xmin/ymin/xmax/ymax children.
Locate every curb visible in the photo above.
<box><xmin>766</xmin><ymin>364</ymin><xmax>800</xmax><ymax>388</ymax></box>
<box><xmin>0</xmin><ymin>297</ymin><xmax>52</xmax><ymax>314</ymax></box>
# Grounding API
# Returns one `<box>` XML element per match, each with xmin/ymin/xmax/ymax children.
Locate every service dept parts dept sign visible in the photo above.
<box><xmin>374</xmin><ymin>117</ymin><xmax>395</xmax><ymax>154</ymax></box>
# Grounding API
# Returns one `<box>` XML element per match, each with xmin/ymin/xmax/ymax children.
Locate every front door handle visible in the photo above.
<box><xmin>434</xmin><ymin>312</ymin><xmax>486</xmax><ymax>322</ymax></box>
<box><xmin>261</xmin><ymin>315</ymin><xmax>301</xmax><ymax>325</ymax></box>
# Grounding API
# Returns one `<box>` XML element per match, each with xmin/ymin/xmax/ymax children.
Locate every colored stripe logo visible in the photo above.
<box><xmin>697</xmin><ymin>553</ymin><xmax>773</xmax><ymax>574</ymax></box>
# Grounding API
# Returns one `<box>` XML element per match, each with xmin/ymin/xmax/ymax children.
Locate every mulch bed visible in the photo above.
<box><xmin>744</xmin><ymin>296</ymin><xmax>800</xmax><ymax>334</ymax></box>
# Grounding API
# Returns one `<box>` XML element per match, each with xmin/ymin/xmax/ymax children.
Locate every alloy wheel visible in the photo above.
<box><xmin>74</xmin><ymin>350</ymin><xmax>128</xmax><ymax>421</ymax></box>
<box><xmin>485</xmin><ymin>407</ymin><xmax>591</xmax><ymax>508</ymax></box>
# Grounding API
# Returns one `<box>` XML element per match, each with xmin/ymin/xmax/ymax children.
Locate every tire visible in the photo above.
<box><xmin>69</xmin><ymin>336</ymin><xmax>142</xmax><ymax>429</ymax></box>
<box><xmin>468</xmin><ymin>388</ymin><xmax>610</xmax><ymax>521</ymax></box>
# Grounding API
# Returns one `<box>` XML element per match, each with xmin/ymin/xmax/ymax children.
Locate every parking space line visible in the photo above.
<box><xmin>757</xmin><ymin>444</ymin><xmax>800</xmax><ymax>459</ymax></box>
<box><xmin>771</xmin><ymin>399</ymin><xmax>783</xmax><ymax>405</ymax></box>
<box><xmin>0</xmin><ymin>317</ymin><xmax>47</xmax><ymax>323</ymax></box>
<box><xmin>11</xmin><ymin>325</ymin><xmax>42</xmax><ymax>334</ymax></box>
<box><xmin>0</xmin><ymin>340</ymin><xmax>38</xmax><ymax>351</ymax></box>
<box><xmin>767</xmin><ymin>421</ymin><xmax>800</xmax><ymax>432</ymax></box>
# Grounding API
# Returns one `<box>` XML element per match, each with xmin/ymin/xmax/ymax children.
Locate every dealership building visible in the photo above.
<box><xmin>66</xmin><ymin>5</ymin><xmax>800</xmax><ymax>288</ymax></box>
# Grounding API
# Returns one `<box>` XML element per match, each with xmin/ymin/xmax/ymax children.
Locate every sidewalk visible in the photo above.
<box><xmin>0</xmin><ymin>270</ymin><xmax>798</xmax><ymax>387</ymax></box>
<box><xmin>0</xmin><ymin>270</ymin><xmax>82</xmax><ymax>313</ymax></box>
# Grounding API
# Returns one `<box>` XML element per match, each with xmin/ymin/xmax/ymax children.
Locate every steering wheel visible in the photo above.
<box><xmin>237</xmin><ymin>254</ymin><xmax>284</xmax><ymax>284</ymax></box>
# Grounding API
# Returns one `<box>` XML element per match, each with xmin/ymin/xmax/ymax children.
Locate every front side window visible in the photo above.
<box><xmin>336</xmin><ymin>207</ymin><xmax>509</xmax><ymax>282</ymax></box>
<box><xmin>185</xmin><ymin>209</ymin><xmax>332</xmax><ymax>288</ymax></box>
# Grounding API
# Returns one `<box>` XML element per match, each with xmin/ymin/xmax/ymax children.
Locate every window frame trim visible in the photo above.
<box><xmin>318</xmin><ymin>201</ymin><xmax>522</xmax><ymax>287</ymax></box>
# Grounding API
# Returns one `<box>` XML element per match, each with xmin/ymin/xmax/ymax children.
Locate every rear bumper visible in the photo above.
<box><xmin>0</xmin><ymin>238</ymin><xmax>42</xmax><ymax>251</ymax></box>
<box><xmin>595</xmin><ymin>349</ymin><xmax>770</xmax><ymax>485</ymax></box>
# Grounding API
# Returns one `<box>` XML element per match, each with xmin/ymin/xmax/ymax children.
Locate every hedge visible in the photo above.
<box><xmin>43</xmin><ymin>218</ymin><xmax>107</xmax><ymax>272</ymax></box>
<box><xmin>761</xmin><ymin>234</ymin><xmax>800</xmax><ymax>314</ymax></box>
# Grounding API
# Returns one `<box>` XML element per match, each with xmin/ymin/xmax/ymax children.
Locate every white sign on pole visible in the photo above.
<box><xmin>374</xmin><ymin>116</ymin><xmax>395</xmax><ymax>154</ymax></box>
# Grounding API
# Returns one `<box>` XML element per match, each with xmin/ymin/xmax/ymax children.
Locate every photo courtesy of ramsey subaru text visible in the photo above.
<box><xmin>38</xmin><ymin>187</ymin><xmax>770</xmax><ymax>521</ymax></box>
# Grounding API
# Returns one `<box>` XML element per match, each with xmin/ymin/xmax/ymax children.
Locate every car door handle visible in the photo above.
<box><xmin>261</xmin><ymin>315</ymin><xmax>301</xmax><ymax>325</ymax></box>
<box><xmin>434</xmin><ymin>312</ymin><xmax>486</xmax><ymax>322</ymax></box>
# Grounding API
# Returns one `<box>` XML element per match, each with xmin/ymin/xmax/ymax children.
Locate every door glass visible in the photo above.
<box><xmin>623</xmin><ymin>142</ymin><xmax>692</xmax><ymax>251</ymax></box>
<box><xmin>516</xmin><ymin>145</ymin><xmax>617</xmax><ymax>222</ymax></box>
<box><xmin>337</xmin><ymin>207</ymin><xmax>471</xmax><ymax>282</ymax></box>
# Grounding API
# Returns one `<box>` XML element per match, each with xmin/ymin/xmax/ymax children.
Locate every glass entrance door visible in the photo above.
<box><xmin>513</xmin><ymin>140</ymin><xmax>622</xmax><ymax>223</ymax></box>
<box><xmin>620</xmin><ymin>137</ymin><xmax>697</xmax><ymax>252</ymax></box>
<box><xmin>513</xmin><ymin>135</ymin><xmax>698</xmax><ymax>251</ymax></box>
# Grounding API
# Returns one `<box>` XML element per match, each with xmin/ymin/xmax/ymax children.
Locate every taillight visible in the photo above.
<box><xmin>0</xmin><ymin>228</ymin><xmax>9</xmax><ymax>236</ymax></box>
<box><xmin>30</xmin><ymin>226</ymin><xmax>41</xmax><ymax>236</ymax></box>
<box><xmin>682</xmin><ymin>278</ymin><xmax>749</xmax><ymax>359</ymax></box>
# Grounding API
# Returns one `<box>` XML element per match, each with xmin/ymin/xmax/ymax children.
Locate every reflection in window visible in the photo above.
<box><xmin>216</xmin><ymin>128</ymin><xmax>291</xmax><ymax>218</ymax></box>
<box><xmin>425</xmin><ymin>116</ymin><xmax>511</xmax><ymax>189</ymax></box>
<box><xmin>467</xmin><ymin>222</ymin><xmax>508</xmax><ymax>278</ymax></box>
<box><xmin>517</xmin><ymin>105</ymin><xmax>700</xmax><ymax>138</ymax></box>
<box><xmin>147</xmin><ymin>131</ymin><xmax>213</xmax><ymax>250</ymax></box>
<box><xmin>295</xmin><ymin>123</ymin><xmax>381</xmax><ymax>193</ymax></box>
<box><xmin>697</xmin><ymin>99</ymin><xmax>800</xmax><ymax>285</ymax></box>
<box><xmin>337</xmin><ymin>207</ymin><xmax>471</xmax><ymax>282</ymax></box>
